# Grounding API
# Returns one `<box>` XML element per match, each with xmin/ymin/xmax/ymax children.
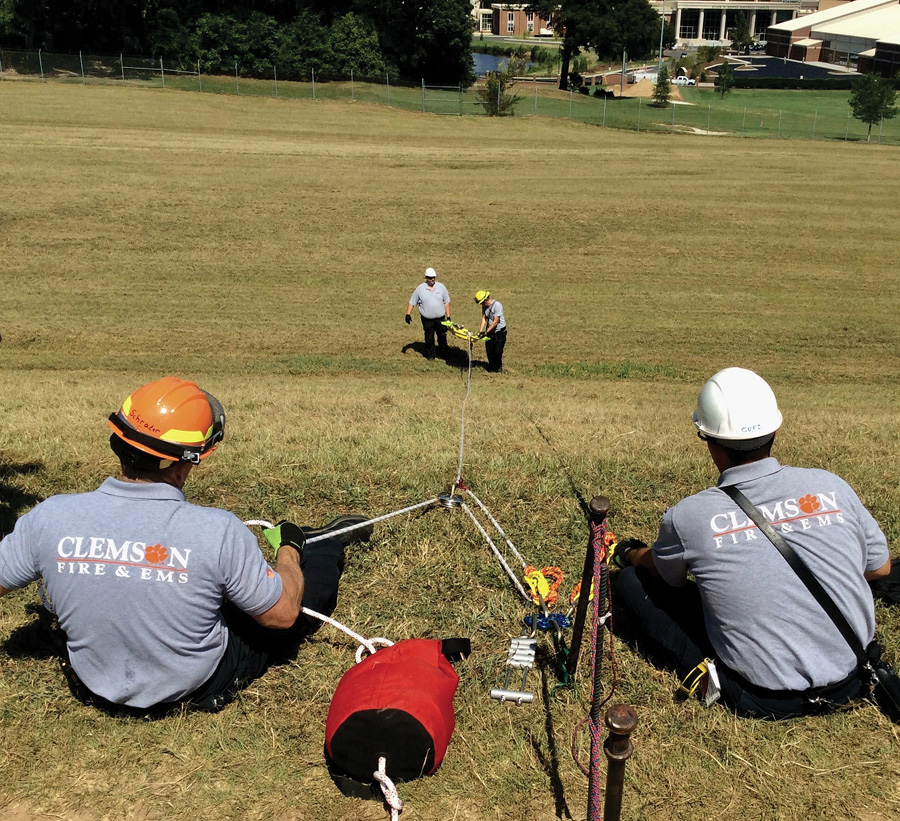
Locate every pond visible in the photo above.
<box><xmin>472</xmin><ymin>52</ymin><xmax>535</xmax><ymax>76</ymax></box>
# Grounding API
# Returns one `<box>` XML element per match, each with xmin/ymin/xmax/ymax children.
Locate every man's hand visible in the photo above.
<box><xmin>609</xmin><ymin>537</ymin><xmax>648</xmax><ymax>569</ymax></box>
<box><xmin>263</xmin><ymin>520</ymin><xmax>306</xmax><ymax>560</ymax></box>
<box><xmin>405</xmin><ymin>314</ymin><xmax>412</xmax><ymax>324</ymax></box>
<box><xmin>446</xmin><ymin>316</ymin><xmax>452</xmax><ymax>323</ymax></box>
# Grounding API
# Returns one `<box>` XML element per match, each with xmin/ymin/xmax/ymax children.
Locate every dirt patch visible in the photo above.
<box><xmin>608</xmin><ymin>77</ymin><xmax>683</xmax><ymax>102</ymax></box>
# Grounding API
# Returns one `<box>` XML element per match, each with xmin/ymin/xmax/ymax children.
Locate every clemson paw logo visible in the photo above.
<box><xmin>145</xmin><ymin>543</ymin><xmax>169</xmax><ymax>564</ymax></box>
<box><xmin>799</xmin><ymin>494</ymin><xmax>820</xmax><ymax>514</ymax></box>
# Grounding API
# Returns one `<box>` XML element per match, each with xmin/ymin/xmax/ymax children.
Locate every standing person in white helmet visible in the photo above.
<box><xmin>405</xmin><ymin>267</ymin><xmax>451</xmax><ymax>361</ymax></box>
<box><xmin>614</xmin><ymin>367</ymin><xmax>891</xmax><ymax>719</ymax></box>
<box><xmin>475</xmin><ymin>290</ymin><xmax>506</xmax><ymax>373</ymax></box>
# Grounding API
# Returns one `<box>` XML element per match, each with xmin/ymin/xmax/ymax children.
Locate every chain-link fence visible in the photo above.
<box><xmin>2</xmin><ymin>48</ymin><xmax>897</xmax><ymax>145</ymax></box>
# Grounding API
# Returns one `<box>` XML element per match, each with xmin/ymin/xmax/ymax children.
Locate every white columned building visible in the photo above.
<box><xmin>648</xmin><ymin>0</ymin><xmax>804</xmax><ymax>46</ymax></box>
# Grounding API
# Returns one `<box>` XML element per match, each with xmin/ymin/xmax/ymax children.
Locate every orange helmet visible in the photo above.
<box><xmin>108</xmin><ymin>377</ymin><xmax>225</xmax><ymax>465</ymax></box>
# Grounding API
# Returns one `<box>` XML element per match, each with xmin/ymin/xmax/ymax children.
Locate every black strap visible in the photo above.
<box><xmin>720</xmin><ymin>484</ymin><xmax>870</xmax><ymax>670</ymax></box>
<box><xmin>440</xmin><ymin>638</ymin><xmax>472</xmax><ymax>662</ymax></box>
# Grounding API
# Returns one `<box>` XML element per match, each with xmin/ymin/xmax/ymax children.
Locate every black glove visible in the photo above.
<box><xmin>446</xmin><ymin>316</ymin><xmax>452</xmax><ymax>324</ymax></box>
<box><xmin>609</xmin><ymin>537</ymin><xmax>648</xmax><ymax>569</ymax></box>
<box><xmin>263</xmin><ymin>520</ymin><xmax>305</xmax><ymax>560</ymax></box>
<box><xmin>405</xmin><ymin>314</ymin><xmax>412</xmax><ymax>324</ymax></box>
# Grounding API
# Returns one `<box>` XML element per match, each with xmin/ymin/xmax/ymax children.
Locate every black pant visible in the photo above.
<box><xmin>614</xmin><ymin>567</ymin><xmax>864</xmax><ymax>719</ymax></box>
<box><xmin>485</xmin><ymin>328</ymin><xmax>506</xmax><ymax>372</ymax></box>
<box><xmin>66</xmin><ymin>537</ymin><xmax>346</xmax><ymax>715</ymax></box>
<box><xmin>420</xmin><ymin>315</ymin><xmax>448</xmax><ymax>359</ymax></box>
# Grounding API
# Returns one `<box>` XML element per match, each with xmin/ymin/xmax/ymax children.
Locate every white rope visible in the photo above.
<box><xmin>464</xmin><ymin>488</ymin><xmax>528</xmax><ymax>569</ymax></box>
<box><xmin>245</xmin><ymin>497</ymin><xmax>440</xmax><ymax>546</ymax></box>
<box><xmin>354</xmin><ymin>637</ymin><xmax>395</xmax><ymax>664</ymax></box>
<box><xmin>243</xmin><ymin>522</ymin><xmax>396</xmax><ymax>658</ymax></box>
<box><xmin>374</xmin><ymin>756</ymin><xmax>404</xmax><ymax>821</ymax></box>
<box><xmin>298</xmin><ymin>606</ymin><xmax>393</xmax><ymax>657</ymax></box>
<box><xmin>455</xmin><ymin>340</ymin><xmax>474</xmax><ymax>486</ymax></box>
<box><xmin>461</xmin><ymin>502</ymin><xmax>531</xmax><ymax>602</ymax></box>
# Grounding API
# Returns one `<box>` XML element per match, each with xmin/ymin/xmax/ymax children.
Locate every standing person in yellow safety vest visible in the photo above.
<box><xmin>0</xmin><ymin>377</ymin><xmax>372</xmax><ymax>715</ymax></box>
<box><xmin>475</xmin><ymin>290</ymin><xmax>506</xmax><ymax>373</ymax></box>
<box><xmin>406</xmin><ymin>267</ymin><xmax>451</xmax><ymax>361</ymax></box>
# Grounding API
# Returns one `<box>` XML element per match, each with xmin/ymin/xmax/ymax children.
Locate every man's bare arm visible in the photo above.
<box><xmin>865</xmin><ymin>556</ymin><xmax>893</xmax><ymax>582</ymax></box>
<box><xmin>253</xmin><ymin>547</ymin><xmax>304</xmax><ymax>629</ymax></box>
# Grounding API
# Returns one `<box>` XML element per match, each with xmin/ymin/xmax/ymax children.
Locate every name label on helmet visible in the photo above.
<box><xmin>128</xmin><ymin>409</ymin><xmax>161</xmax><ymax>436</ymax></box>
<box><xmin>741</xmin><ymin>424</ymin><xmax>762</xmax><ymax>433</ymax></box>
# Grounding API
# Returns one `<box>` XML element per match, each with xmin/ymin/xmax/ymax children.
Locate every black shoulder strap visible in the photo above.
<box><xmin>720</xmin><ymin>484</ymin><xmax>870</xmax><ymax>669</ymax></box>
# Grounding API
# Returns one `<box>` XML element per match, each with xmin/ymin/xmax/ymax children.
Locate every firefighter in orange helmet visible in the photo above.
<box><xmin>0</xmin><ymin>377</ymin><xmax>370</xmax><ymax>714</ymax></box>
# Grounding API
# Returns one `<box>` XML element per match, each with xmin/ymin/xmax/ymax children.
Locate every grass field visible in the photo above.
<box><xmin>5</xmin><ymin>47</ymin><xmax>900</xmax><ymax>144</ymax></box>
<box><xmin>1</xmin><ymin>81</ymin><xmax>899</xmax><ymax>821</ymax></box>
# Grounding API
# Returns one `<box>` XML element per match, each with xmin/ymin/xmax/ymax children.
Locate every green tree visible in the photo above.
<box><xmin>653</xmin><ymin>64</ymin><xmax>671</xmax><ymax>107</ymax></box>
<box><xmin>477</xmin><ymin>57</ymin><xmax>524</xmax><ymax>116</ymax></box>
<box><xmin>849</xmin><ymin>73</ymin><xmax>898</xmax><ymax>141</ymax></box>
<box><xmin>528</xmin><ymin>0</ymin><xmax>605</xmax><ymax>91</ymax></box>
<box><xmin>728</xmin><ymin>12</ymin><xmax>752</xmax><ymax>55</ymax></box>
<box><xmin>696</xmin><ymin>45</ymin><xmax>722</xmax><ymax>63</ymax></box>
<box><xmin>714</xmin><ymin>61</ymin><xmax>735</xmax><ymax>97</ymax></box>
<box><xmin>365</xmin><ymin>0</ymin><xmax>474</xmax><ymax>85</ymax></box>
<box><xmin>326</xmin><ymin>12</ymin><xmax>385</xmax><ymax>77</ymax></box>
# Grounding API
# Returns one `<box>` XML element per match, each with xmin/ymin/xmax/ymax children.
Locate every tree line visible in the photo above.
<box><xmin>0</xmin><ymin>0</ymin><xmax>475</xmax><ymax>84</ymax></box>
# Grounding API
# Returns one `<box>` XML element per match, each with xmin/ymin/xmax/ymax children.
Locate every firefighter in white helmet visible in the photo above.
<box><xmin>614</xmin><ymin>367</ymin><xmax>891</xmax><ymax>719</ymax></box>
<box><xmin>406</xmin><ymin>267</ymin><xmax>451</xmax><ymax>361</ymax></box>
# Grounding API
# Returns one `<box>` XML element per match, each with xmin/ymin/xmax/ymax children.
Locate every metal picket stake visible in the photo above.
<box><xmin>160</xmin><ymin>56</ymin><xmax>165</xmax><ymax>88</ymax></box>
<box><xmin>602</xmin><ymin>705</ymin><xmax>639</xmax><ymax>821</ymax></box>
<box><xmin>234</xmin><ymin>62</ymin><xmax>239</xmax><ymax>95</ymax></box>
<box><xmin>421</xmin><ymin>78</ymin><xmax>425</xmax><ymax>113</ymax></box>
<box><xmin>274</xmin><ymin>64</ymin><xmax>278</xmax><ymax>98</ymax></box>
<box><xmin>812</xmin><ymin>109</ymin><xmax>817</xmax><ymax>139</ymax></box>
<box><xmin>121</xmin><ymin>53</ymin><xmax>125</xmax><ymax>82</ymax></box>
<box><xmin>79</xmin><ymin>51</ymin><xmax>85</xmax><ymax>84</ymax></box>
<box><xmin>312</xmin><ymin>67</ymin><xmax>316</xmax><ymax>99</ymax></box>
<box><xmin>39</xmin><ymin>49</ymin><xmax>44</xmax><ymax>82</ymax></box>
<box><xmin>198</xmin><ymin>60</ymin><xmax>202</xmax><ymax>92</ymax></box>
<box><xmin>351</xmin><ymin>69</ymin><xmax>355</xmax><ymax>100</ymax></box>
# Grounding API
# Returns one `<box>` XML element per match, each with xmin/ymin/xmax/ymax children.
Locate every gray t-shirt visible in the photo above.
<box><xmin>0</xmin><ymin>478</ymin><xmax>282</xmax><ymax>707</ymax></box>
<box><xmin>483</xmin><ymin>300</ymin><xmax>506</xmax><ymax>332</ymax></box>
<box><xmin>409</xmin><ymin>282</ymin><xmax>450</xmax><ymax>319</ymax></box>
<box><xmin>652</xmin><ymin>457</ymin><xmax>888</xmax><ymax>690</ymax></box>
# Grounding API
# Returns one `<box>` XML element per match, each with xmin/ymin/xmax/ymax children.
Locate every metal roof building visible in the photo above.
<box><xmin>767</xmin><ymin>0</ymin><xmax>900</xmax><ymax>74</ymax></box>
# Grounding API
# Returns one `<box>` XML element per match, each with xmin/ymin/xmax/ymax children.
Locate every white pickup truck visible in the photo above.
<box><xmin>672</xmin><ymin>76</ymin><xmax>696</xmax><ymax>86</ymax></box>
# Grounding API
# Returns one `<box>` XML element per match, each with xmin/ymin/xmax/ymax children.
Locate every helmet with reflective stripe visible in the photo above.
<box><xmin>474</xmin><ymin>289</ymin><xmax>490</xmax><ymax>304</ymax></box>
<box><xmin>693</xmin><ymin>367</ymin><xmax>782</xmax><ymax>451</ymax></box>
<box><xmin>108</xmin><ymin>377</ymin><xmax>225</xmax><ymax>465</ymax></box>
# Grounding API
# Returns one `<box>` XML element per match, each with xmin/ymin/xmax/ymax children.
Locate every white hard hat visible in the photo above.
<box><xmin>425</xmin><ymin>267</ymin><xmax>436</xmax><ymax>279</ymax></box>
<box><xmin>693</xmin><ymin>367</ymin><xmax>782</xmax><ymax>450</ymax></box>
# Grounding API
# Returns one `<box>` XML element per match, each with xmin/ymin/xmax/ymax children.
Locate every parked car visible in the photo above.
<box><xmin>672</xmin><ymin>76</ymin><xmax>696</xmax><ymax>86</ymax></box>
<box><xmin>750</xmin><ymin>41</ymin><xmax>767</xmax><ymax>52</ymax></box>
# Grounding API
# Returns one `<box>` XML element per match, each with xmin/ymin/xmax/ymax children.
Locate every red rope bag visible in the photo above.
<box><xmin>325</xmin><ymin>638</ymin><xmax>468</xmax><ymax>784</ymax></box>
